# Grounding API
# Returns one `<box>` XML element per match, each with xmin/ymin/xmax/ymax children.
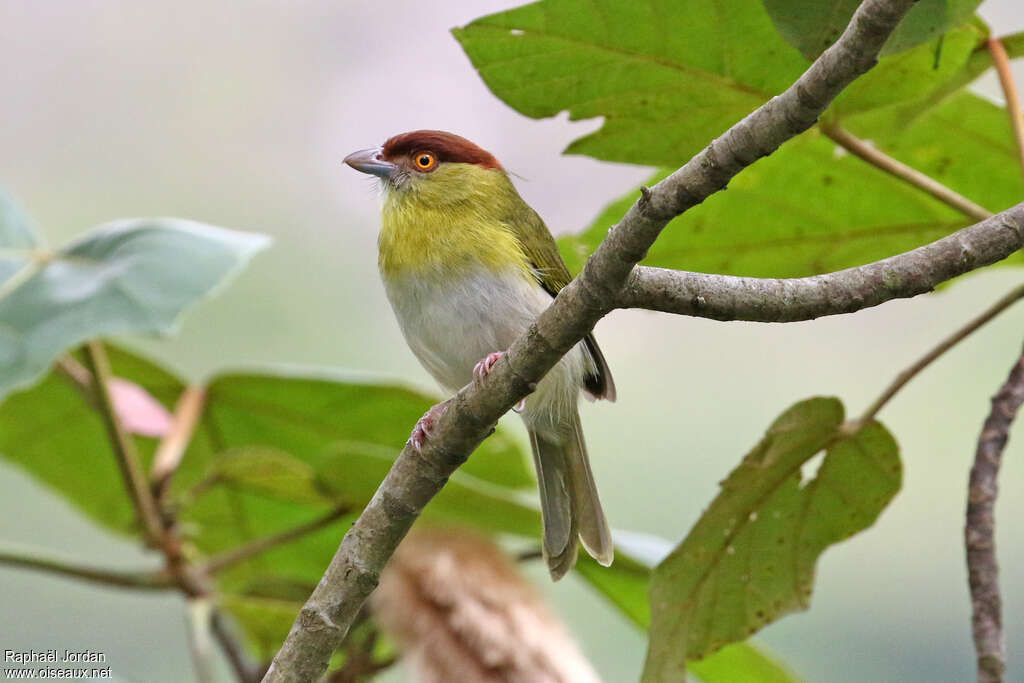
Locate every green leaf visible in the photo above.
<box><xmin>560</xmin><ymin>132</ymin><xmax>968</xmax><ymax>278</ymax></box>
<box><xmin>205</xmin><ymin>447</ymin><xmax>332</xmax><ymax>506</ymax></box>
<box><xmin>643</xmin><ymin>398</ymin><xmax>901</xmax><ymax>681</ymax></box>
<box><xmin>455</xmin><ymin>1</ymin><xmax>989</xmax><ymax>169</ymax></box>
<box><xmin>0</xmin><ymin>218</ymin><xmax>270</xmax><ymax>400</ymax></box>
<box><xmin>690</xmin><ymin>642</ymin><xmax>802</xmax><ymax>683</ymax></box>
<box><xmin>763</xmin><ymin>0</ymin><xmax>982</xmax><ymax>60</ymax></box>
<box><xmin>0</xmin><ymin>346</ymin><xmax>184</xmax><ymax>534</ymax></box>
<box><xmin>577</xmin><ymin>543</ymin><xmax>803</xmax><ymax>682</ymax></box>
<box><xmin>826</xmin><ymin>20</ymin><xmax>986</xmax><ymax>120</ymax></box>
<box><xmin>453</xmin><ymin>0</ymin><xmax>809</xmax><ymax>167</ymax></box>
<box><xmin>576</xmin><ymin>551</ymin><xmax>652</xmax><ymax>628</ymax></box>
<box><xmin>169</xmin><ymin>369</ymin><xmax>540</xmax><ymax>655</ymax></box>
<box><xmin>846</xmin><ymin>91</ymin><xmax>1023</xmax><ymax>216</ymax></box>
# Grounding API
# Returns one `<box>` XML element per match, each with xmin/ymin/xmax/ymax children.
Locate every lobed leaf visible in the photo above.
<box><xmin>455</xmin><ymin>0</ymin><xmax>990</xmax><ymax>170</ymax></box>
<box><xmin>453</xmin><ymin>0</ymin><xmax>808</xmax><ymax>167</ymax></box>
<box><xmin>762</xmin><ymin>0</ymin><xmax>982</xmax><ymax>60</ymax></box>
<box><xmin>642</xmin><ymin>398</ymin><xmax>901</xmax><ymax>681</ymax></box>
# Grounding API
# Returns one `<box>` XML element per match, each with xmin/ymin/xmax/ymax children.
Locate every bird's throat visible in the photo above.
<box><xmin>378</xmin><ymin>196</ymin><xmax>531</xmax><ymax>282</ymax></box>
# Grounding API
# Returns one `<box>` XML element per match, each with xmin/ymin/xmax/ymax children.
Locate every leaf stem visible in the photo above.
<box><xmin>987</xmin><ymin>38</ymin><xmax>1024</xmax><ymax>185</ymax></box>
<box><xmin>0</xmin><ymin>543</ymin><xmax>174</xmax><ymax>590</ymax></box>
<box><xmin>151</xmin><ymin>384</ymin><xmax>207</xmax><ymax>499</ymax></box>
<box><xmin>81</xmin><ymin>341</ymin><xmax>166</xmax><ymax>544</ymax></box>
<box><xmin>966</xmin><ymin>344</ymin><xmax>1024</xmax><ymax>683</ymax></box>
<box><xmin>201</xmin><ymin>506</ymin><xmax>351</xmax><ymax>575</ymax></box>
<box><xmin>856</xmin><ymin>282</ymin><xmax>1024</xmax><ymax>426</ymax></box>
<box><xmin>821</xmin><ymin>124</ymin><xmax>993</xmax><ymax>221</ymax></box>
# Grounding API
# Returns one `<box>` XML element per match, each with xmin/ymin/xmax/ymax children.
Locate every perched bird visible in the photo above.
<box><xmin>344</xmin><ymin>130</ymin><xmax>615</xmax><ymax>579</ymax></box>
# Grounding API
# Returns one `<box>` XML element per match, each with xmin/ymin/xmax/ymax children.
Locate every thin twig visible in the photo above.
<box><xmin>966</xmin><ymin>344</ymin><xmax>1024</xmax><ymax>683</ymax></box>
<box><xmin>201</xmin><ymin>506</ymin><xmax>350</xmax><ymax>575</ymax></box>
<box><xmin>988</xmin><ymin>39</ymin><xmax>1024</xmax><ymax>185</ymax></box>
<box><xmin>81</xmin><ymin>341</ymin><xmax>166</xmax><ymax>545</ymax></box>
<box><xmin>515</xmin><ymin>548</ymin><xmax>544</xmax><ymax>563</ymax></box>
<box><xmin>211</xmin><ymin>609</ymin><xmax>265</xmax><ymax>683</ymax></box>
<box><xmin>152</xmin><ymin>384</ymin><xmax>207</xmax><ymax>499</ymax></box>
<box><xmin>822</xmin><ymin>124</ymin><xmax>993</xmax><ymax>221</ymax></box>
<box><xmin>852</xmin><ymin>283</ymin><xmax>1024</xmax><ymax>427</ymax></box>
<box><xmin>0</xmin><ymin>543</ymin><xmax>174</xmax><ymax>590</ymax></box>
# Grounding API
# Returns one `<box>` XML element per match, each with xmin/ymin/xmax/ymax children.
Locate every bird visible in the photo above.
<box><xmin>344</xmin><ymin>130</ymin><xmax>615</xmax><ymax>580</ymax></box>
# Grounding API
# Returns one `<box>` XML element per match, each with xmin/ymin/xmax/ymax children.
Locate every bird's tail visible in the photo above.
<box><xmin>528</xmin><ymin>408</ymin><xmax>613</xmax><ymax>580</ymax></box>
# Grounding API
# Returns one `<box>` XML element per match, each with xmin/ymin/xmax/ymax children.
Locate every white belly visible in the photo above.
<box><xmin>383</xmin><ymin>268</ymin><xmax>588</xmax><ymax>432</ymax></box>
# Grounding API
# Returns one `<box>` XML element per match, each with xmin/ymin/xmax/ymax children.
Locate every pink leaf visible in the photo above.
<box><xmin>109</xmin><ymin>377</ymin><xmax>173</xmax><ymax>437</ymax></box>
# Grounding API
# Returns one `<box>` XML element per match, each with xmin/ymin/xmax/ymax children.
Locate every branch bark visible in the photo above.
<box><xmin>618</xmin><ymin>204</ymin><xmax>1024</xmax><ymax>321</ymax></box>
<box><xmin>966</xmin><ymin>345</ymin><xmax>1024</xmax><ymax>683</ymax></box>
<box><xmin>262</xmin><ymin>1</ymin><xmax>922</xmax><ymax>680</ymax></box>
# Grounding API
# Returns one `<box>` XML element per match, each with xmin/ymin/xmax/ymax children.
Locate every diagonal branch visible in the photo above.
<box><xmin>821</xmin><ymin>124</ymin><xmax>993</xmax><ymax>221</ymax></box>
<box><xmin>262</xmin><ymin>1</ymin><xmax>921</xmax><ymax>681</ymax></box>
<box><xmin>0</xmin><ymin>542</ymin><xmax>174</xmax><ymax>590</ymax></box>
<box><xmin>200</xmin><ymin>506</ymin><xmax>351</xmax><ymax>575</ymax></box>
<box><xmin>966</xmin><ymin>344</ymin><xmax>1024</xmax><ymax>683</ymax></box>
<box><xmin>618</xmin><ymin>203</ymin><xmax>1024</xmax><ymax>321</ymax></box>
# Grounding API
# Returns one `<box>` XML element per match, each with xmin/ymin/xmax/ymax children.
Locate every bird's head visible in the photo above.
<box><xmin>344</xmin><ymin>130</ymin><xmax>508</xmax><ymax>207</ymax></box>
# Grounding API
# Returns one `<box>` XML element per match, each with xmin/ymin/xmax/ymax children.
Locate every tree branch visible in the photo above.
<box><xmin>821</xmin><ymin>124</ymin><xmax>993</xmax><ymax>221</ymax></box>
<box><xmin>0</xmin><ymin>543</ymin><xmax>174</xmax><ymax>590</ymax></box>
<box><xmin>966</xmin><ymin>344</ymin><xmax>1024</xmax><ymax>683</ymax></box>
<box><xmin>201</xmin><ymin>506</ymin><xmax>351</xmax><ymax>575</ymax></box>
<box><xmin>262</xmin><ymin>1</ymin><xmax>921</xmax><ymax>681</ymax></box>
<box><xmin>618</xmin><ymin>204</ymin><xmax>1023</xmax><ymax>321</ymax></box>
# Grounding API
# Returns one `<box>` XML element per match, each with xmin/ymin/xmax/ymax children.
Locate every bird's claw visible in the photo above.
<box><xmin>474</xmin><ymin>351</ymin><xmax>528</xmax><ymax>413</ymax></box>
<box><xmin>409</xmin><ymin>402</ymin><xmax>448</xmax><ymax>451</ymax></box>
<box><xmin>473</xmin><ymin>351</ymin><xmax>504</xmax><ymax>383</ymax></box>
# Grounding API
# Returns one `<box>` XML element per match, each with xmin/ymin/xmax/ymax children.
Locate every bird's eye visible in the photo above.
<box><xmin>413</xmin><ymin>152</ymin><xmax>437</xmax><ymax>171</ymax></box>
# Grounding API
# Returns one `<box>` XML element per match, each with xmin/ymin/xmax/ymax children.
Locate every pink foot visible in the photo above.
<box><xmin>410</xmin><ymin>402</ymin><xmax>448</xmax><ymax>451</ymax></box>
<box><xmin>473</xmin><ymin>352</ymin><xmax>503</xmax><ymax>383</ymax></box>
<box><xmin>473</xmin><ymin>351</ymin><xmax>526</xmax><ymax>413</ymax></box>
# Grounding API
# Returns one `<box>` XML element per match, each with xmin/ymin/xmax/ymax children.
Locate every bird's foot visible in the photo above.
<box><xmin>409</xmin><ymin>402</ymin><xmax>448</xmax><ymax>452</ymax></box>
<box><xmin>473</xmin><ymin>352</ymin><xmax>504</xmax><ymax>383</ymax></box>
<box><xmin>473</xmin><ymin>351</ymin><xmax>527</xmax><ymax>413</ymax></box>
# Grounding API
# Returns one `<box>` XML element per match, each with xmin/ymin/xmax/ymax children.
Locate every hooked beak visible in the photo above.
<box><xmin>343</xmin><ymin>147</ymin><xmax>396</xmax><ymax>179</ymax></box>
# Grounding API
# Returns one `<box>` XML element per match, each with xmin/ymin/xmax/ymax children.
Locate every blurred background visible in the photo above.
<box><xmin>1</xmin><ymin>1</ymin><xmax>1023</xmax><ymax>681</ymax></box>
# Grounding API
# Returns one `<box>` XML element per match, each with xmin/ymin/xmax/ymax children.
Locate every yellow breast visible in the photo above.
<box><xmin>377</xmin><ymin>164</ymin><xmax>533</xmax><ymax>283</ymax></box>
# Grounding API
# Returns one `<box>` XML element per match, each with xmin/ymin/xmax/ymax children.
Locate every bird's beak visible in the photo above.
<box><xmin>343</xmin><ymin>147</ymin><xmax>396</xmax><ymax>179</ymax></box>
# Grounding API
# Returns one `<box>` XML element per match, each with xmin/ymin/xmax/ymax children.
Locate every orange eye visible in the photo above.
<box><xmin>413</xmin><ymin>152</ymin><xmax>437</xmax><ymax>171</ymax></box>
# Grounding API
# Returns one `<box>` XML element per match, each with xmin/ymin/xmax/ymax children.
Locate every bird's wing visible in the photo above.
<box><xmin>506</xmin><ymin>207</ymin><xmax>616</xmax><ymax>402</ymax></box>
